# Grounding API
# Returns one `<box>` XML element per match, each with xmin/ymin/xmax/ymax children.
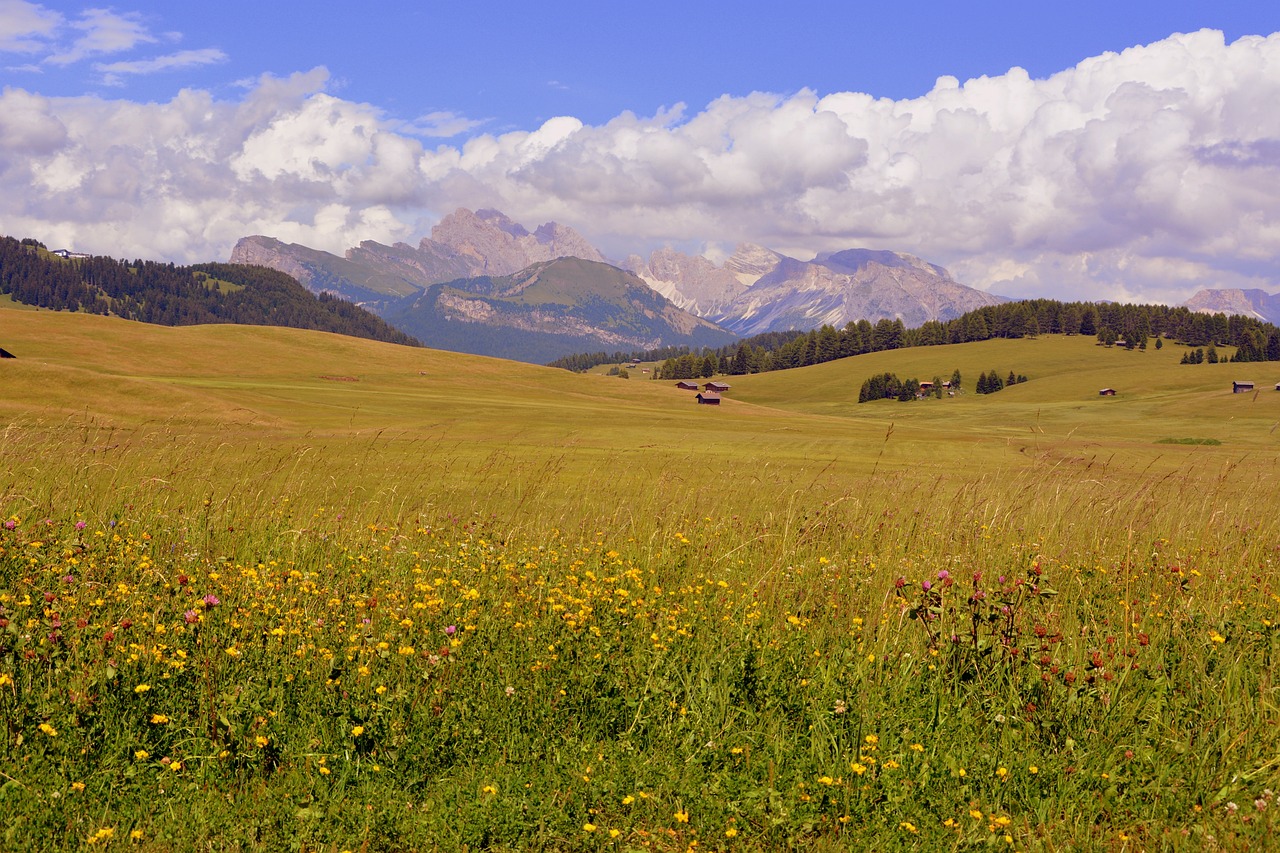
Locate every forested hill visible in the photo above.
<box><xmin>0</xmin><ymin>237</ymin><xmax>419</xmax><ymax>347</ymax></box>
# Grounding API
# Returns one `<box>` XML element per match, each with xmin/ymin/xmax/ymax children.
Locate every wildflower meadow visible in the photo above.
<box><xmin>2</xmin><ymin>317</ymin><xmax>1279</xmax><ymax>850</ymax></box>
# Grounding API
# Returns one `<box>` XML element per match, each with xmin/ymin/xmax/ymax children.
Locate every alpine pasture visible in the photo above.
<box><xmin>2</xmin><ymin>307</ymin><xmax>1278</xmax><ymax>851</ymax></box>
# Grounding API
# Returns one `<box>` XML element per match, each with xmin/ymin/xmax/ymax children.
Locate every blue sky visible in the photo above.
<box><xmin>3</xmin><ymin>1</ymin><xmax>1280</xmax><ymax>303</ymax></box>
<box><xmin>10</xmin><ymin>1</ymin><xmax>1277</xmax><ymax>134</ymax></box>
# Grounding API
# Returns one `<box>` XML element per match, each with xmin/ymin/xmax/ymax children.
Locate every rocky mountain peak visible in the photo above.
<box><xmin>814</xmin><ymin>248</ymin><xmax>950</xmax><ymax>280</ymax></box>
<box><xmin>724</xmin><ymin>243</ymin><xmax>785</xmax><ymax>280</ymax></box>
<box><xmin>475</xmin><ymin>208</ymin><xmax>529</xmax><ymax>238</ymax></box>
<box><xmin>230</xmin><ymin>236</ymin><xmax>315</xmax><ymax>287</ymax></box>
<box><xmin>428</xmin><ymin>207</ymin><xmax>604</xmax><ymax>276</ymax></box>
<box><xmin>1182</xmin><ymin>287</ymin><xmax>1278</xmax><ymax>322</ymax></box>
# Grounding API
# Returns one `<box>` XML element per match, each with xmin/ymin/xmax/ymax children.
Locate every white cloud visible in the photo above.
<box><xmin>46</xmin><ymin>7</ymin><xmax>156</xmax><ymax>66</ymax></box>
<box><xmin>95</xmin><ymin>47</ymin><xmax>228</xmax><ymax>85</ymax></box>
<box><xmin>3</xmin><ymin>29</ymin><xmax>1280</xmax><ymax>305</ymax></box>
<box><xmin>0</xmin><ymin>0</ymin><xmax>60</xmax><ymax>53</ymax></box>
<box><xmin>401</xmin><ymin>110</ymin><xmax>487</xmax><ymax>139</ymax></box>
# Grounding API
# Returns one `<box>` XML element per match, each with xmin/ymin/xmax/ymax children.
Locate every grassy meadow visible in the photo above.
<box><xmin>2</xmin><ymin>306</ymin><xmax>1279</xmax><ymax>851</ymax></box>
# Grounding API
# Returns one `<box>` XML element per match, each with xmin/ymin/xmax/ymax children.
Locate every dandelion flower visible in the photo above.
<box><xmin>725</xmin><ymin>827</ymin><xmax>738</xmax><ymax>838</ymax></box>
<box><xmin>351</xmin><ymin>725</ymin><xmax>364</xmax><ymax>737</ymax></box>
<box><xmin>134</xmin><ymin>684</ymin><xmax>150</xmax><ymax>694</ymax></box>
<box><xmin>134</xmin><ymin>750</ymin><xmax>149</xmax><ymax>760</ymax></box>
<box><xmin>583</xmin><ymin>823</ymin><xmax>596</xmax><ymax>832</ymax></box>
<box><xmin>674</xmin><ymin>810</ymin><xmax>689</xmax><ymax>823</ymax></box>
<box><xmin>87</xmin><ymin>828</ymin><xmax>115</xmax><ymax>844</ymax></box>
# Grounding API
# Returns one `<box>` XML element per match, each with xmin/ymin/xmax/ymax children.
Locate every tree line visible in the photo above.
<box><xmin>0</xmin><ymin>237</ymin><xmax>419</xmax><ymax>346</ymax></box>
<box><xmin>857</xmin><ymin>368</ymin><xmax>1027</xmax><ymax>402</ymax></box>
<box><xmin>555</xmin><ymin>298</ymin><xmax>1280</xmax><ymax>377</ymax></box>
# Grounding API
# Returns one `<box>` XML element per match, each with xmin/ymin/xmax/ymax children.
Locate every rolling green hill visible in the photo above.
<box><xmin>4</xmin><ymin>307</ymin><xmax>1275</xmax><ymax>492</ymax></box>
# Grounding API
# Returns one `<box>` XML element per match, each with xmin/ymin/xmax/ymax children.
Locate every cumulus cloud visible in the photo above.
<box><xmin>3</xmin><ymin>28</ymin><xmax>1280</xmax><ymax>304</ymax></box>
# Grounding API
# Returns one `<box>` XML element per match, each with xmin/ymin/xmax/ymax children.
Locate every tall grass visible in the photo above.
<box><xmin>2</xmin><ymin>415</ymin><xmax>1278</xmax><ymax>850</ymax></box>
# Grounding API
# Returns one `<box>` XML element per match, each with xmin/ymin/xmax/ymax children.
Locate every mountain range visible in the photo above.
<box><xmin>231</xmin><ymin>208</ymin><xmax>1280</xmax><ymax>363</ymax></box>
<box><xmin>231</xmin><ymin>209</ymin><xmax>1007</xmax><ymax>362</ymax></box>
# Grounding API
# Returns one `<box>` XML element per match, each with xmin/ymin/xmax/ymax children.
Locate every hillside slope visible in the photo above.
<box><xmin>0</xmin><ymin>237</ymin><xmax>418</xmax><ymax>346</ymax></box>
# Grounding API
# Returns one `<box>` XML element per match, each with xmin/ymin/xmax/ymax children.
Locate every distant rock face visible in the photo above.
<box><xmin>1183</xmin><ymin>288</ymin><xmax>1280</xmax><ymax>323</ymax></box>
<box><xmin>428</xmin><ymin>208</ymin><xmax>606</xmax><ymax>276</ymax></box>
<box><xmin>230</xmin><ymin>236</ymin><xmax>317</xmax><ymax>288</ymax></box>
<box><xmin>623</xmin><ymin>246</ymin><xmax>763</xmax><ymax>316</ymax></box>
<box><xmin>719</xmin><ymin>251</ymin><xmax>1005</xmax><ymax>335</ymax></box>
<box><xmin>625</xmin><ymin>244</ymin><xmax>1001</xmax><ymax>335</ymax></box>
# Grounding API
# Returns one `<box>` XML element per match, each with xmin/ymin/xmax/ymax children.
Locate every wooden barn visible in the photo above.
<box><xmin>674</xmin><ymin>381</ymin><xmax>700</xmax><ymax>390</ymax></box>
<box><xmin>696</xmin><ymin>392</ymin><xmax>721</xmax><ymax>405</ymax></box>
<box><xmin>1098</xmin><ymin>388</ymin><xmax>1116</xmax><ymax>396</ymax></box>
<box><xmin>704</xmin><ymin>381</ymin><xmax>731</xmax><ymax>393</ymax></box>
<box><xmin>1233</xmin><ymin>381</ymin><xmax>1255</xmax><ymax>393</ymax></box>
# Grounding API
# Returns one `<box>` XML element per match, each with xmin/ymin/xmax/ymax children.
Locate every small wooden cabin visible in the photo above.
<box><xmin>696</xmin><ymin>392</ymin><xmax>721</xmax><ymax>405</ymax></box>
<box><xmin>704</xmin><ymin>381</ymin><xmax>731</xmax><ymax>393</ymax></box>
<box><xmin>1233</xmin><ymin>381</ymin><xmax>1255</xmax><ymax>394</ymax></box>
<box><xmin>674</xmin><ymin>381</ymin><xmax>700</xmax><ymax>390</ymax></box>
<box><xmin>1098</xmin><ymin>388</ymin><xmax>1116</xmax><ymax>396</ymax></box>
